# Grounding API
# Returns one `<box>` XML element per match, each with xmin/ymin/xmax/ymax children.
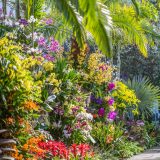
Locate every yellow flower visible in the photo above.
<box><xmin>112</xmin><ymin>82</ymin><xmax>140</xmax><ymax>109</ymax></box>
<box><xmin>23</xmin><ymin>80</ymin><xmax>32</xmax><ymax>91</ymax></box>
<box><xmin>43</xmin><ymin>62</ymin><xmax>54</xmax><ymax>71</ymax></box>
<box><xmin>109</xmin><ymin>124</ymin><xmax>115</xmax><ymax>132</ymax></box>
<box><xmin>35</xmin><ymin>71</ymin><xmax>42</xmax><ymax>79</ymax></box>
<box><xmin>87</xmin><ymin>53</ymin><xmax>113</xmax><ymax>84</ymax></box>
<box><xmin>53</xmin><ymin>87</ymin><xmax>60</xmax><ymax>93</ymax></box>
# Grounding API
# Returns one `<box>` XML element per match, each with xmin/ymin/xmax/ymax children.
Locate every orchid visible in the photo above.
<box><xmin>107</xmin><ymin>111</ymin><xmax>117</xmax><ymax>120</ymax></box>
<box><xmin>108</xmin><ymin>97</ymin><xmax>115</xmax><ymax>106</ymax></box>
<box><xmin>108</xmin><ymin>82</ymin><xmax>116</xmax><ymax>91</ymax></box>
<box><xmin>98</xmin><ymin>108</ymin><xmax>105</xmax><ymax>117</ymax></box>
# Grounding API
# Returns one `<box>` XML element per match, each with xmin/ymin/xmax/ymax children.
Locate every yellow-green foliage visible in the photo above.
<box><xmin>0</xmin><ymin>37</ymin><xmax>41</xmax><ymax>109</ymax></box>
<box><xmin>112</xmin><ymin>82</ymin><xmax>140</xmax><ymax>108</ymax></box>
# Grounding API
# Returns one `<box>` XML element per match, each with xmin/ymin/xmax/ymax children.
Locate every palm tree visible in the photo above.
<box><xmin>21</xmin><ymin>0</ymin><xmax>113</xmax><ymax>57</ymax></box>
<box><xmin>103</xmin><ymin>0</ymin><xmax>159</xmax><ymax>78</ymax></box>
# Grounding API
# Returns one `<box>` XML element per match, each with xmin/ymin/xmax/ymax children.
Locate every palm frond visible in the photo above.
<box><xmin>111</xmin><ymin>4</ymin><xmax>148</xmax><ymax>57</ymax></box>
<box><xmin>23</xmin><ymin>0</ymin><xmax>45</xmax><ymax>19</ymax></box>
<box><xmin>48</xmin><ymin>0</ymin><xmax>85</xmax><ymax>48</ymax></box>
<box><xmin>79</xmin><ymin>0</ymin><xmax>112</xmax><ymax>57</ymax></box>
<box><xmin>131</xmin><ymin>0</ymin><xmax>140</xmax><ymax>15</ymax></box>
<box><xmin>140</xmin><ymin>19</ymin><xmax>160</xmax><ymax>41</ymax></box>
<box><xmin>124</xmin><ymin>76</ymin><xmax>160</xmax><ymax>119</ymax></box>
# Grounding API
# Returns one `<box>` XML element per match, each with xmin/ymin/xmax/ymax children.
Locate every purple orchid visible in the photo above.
<box><xmin>45</xmin><ymin>18</ymin><xmax>53</xmax><ymax>25</ymax></box>
<box><xmin>38</xmin><ymin>37</ymin><xmax>46</xmax><ymax>46</ymax></box>
<box><xmin>108</xmin><ymin>82</ymin><xmax>115</xmax><ymax>91</ymax></box>
<box><xmin>43</xmin><ymin>54</ymin><xmax>55</xmax><ymax>61</ymax></box>
<box><xmin>19</xmin><ymin>19</ymin><xmax>28</xmax><ymax>26</ymax></box>
<box><xmin>90</xmin><ymin>95</ymin><xmax>103</xmax><ymax>105</ymax></box>
<box><xmin>98</xmin><ymin>108</ymin><xmax>105</xmax><ymax>117</ymax></box>
<box><xmin>96</xmin><ymin>98</ymin><xmax>103</xmax><ymax>105</ymax></box>
<box><xmin>49</xmin><ymin>39</ymin><xmax>59</xmax><ymax>52</ymax></box>
<box><xmin>107</xmin><ymin>111</ymin><xmax>117</xmax><ymax>120</ymax></box>
<box><xmin>108</xmin><ymin>98</ymin><xmax>114</xmax><ymax>106</ymax></box>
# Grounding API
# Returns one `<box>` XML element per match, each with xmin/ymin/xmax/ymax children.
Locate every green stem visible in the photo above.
<box><xmin>32</xmin><ymin>22</ymin><xmax>34</xmax><ymax>48</ymax></box>
<box><xmin>117</xmin><ymin>43</ymin><xmax>121</xmax><ymax>79</ymax></box>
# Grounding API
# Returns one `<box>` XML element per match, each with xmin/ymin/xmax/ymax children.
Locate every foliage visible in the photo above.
<box><xmin>121</xmin><ymin>46</ymin><xmax>160</xmax><ymax>86</ymax></box>
<box><xmin>114</xmin><ymin>140</ymin><xmax>143</xmax><ymax>158</ymax></box>
<box><xmin>47</xmin><ymin>0</ymin><xmax>112</xmax><ymax>56</ymax></box>
<box><xmin>110</xmin><ymin>3</ymin><xmax>148</xmax><ymax>56</ymax></box>
<box><xmin>0</xmin><ymin>1</ymin><xmax>160</xmax><ymax>159</ymax></box>
<box><xmin>23</xmin><ymin>0</ymin><xmax>46</xmax><ymax>19</ymax></box>
<box><xmin>124</xmin><ymin>76</ymin><xmax>160</xmax><ymax>119</ymax></box>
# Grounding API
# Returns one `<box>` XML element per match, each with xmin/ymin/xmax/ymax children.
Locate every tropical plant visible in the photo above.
<box><xmin>102</xmin><ymin>0</ymin><xmax>160</xmax><ymax>77</ymax></box>
<box><xmin>45</xmin><ymin>0</ymin><xmax>112</xmax><ymax>56</ymax></box>
<box><xmin>124</xmin><ymin>76</ymin><xmax>160</xmax><ymax>119</ymax></box>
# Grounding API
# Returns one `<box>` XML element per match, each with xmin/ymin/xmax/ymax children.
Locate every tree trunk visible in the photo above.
<box><xmin>2</xmin><ymin>0</ymin><xmax>7</xmax><ymax>18</ymax></box>
<box><xmin>16</xmin><ymin>0</ymin><xmax>20</xmax><ymax>19</ymax></box>
<box><xmin>117</xmin><ymin>43</ymin><xmax>121</xmax><ymax>79</ymax></box>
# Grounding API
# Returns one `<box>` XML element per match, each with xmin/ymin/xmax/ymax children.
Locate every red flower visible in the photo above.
<box><xmin>38</xmin><ymin>140</ymin><xmax>93</xmax><ymax>159</ymax></box>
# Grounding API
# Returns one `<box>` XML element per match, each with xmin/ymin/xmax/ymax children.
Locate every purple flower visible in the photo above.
<box><xmin>90</xmin><ymin>95</ymin><xmax>95</xmax><ymax>101</ymax></box>
<box><xmin>98</xmin><ymin>108</ymin><xmax>105</xmax><ymax>117</ymax></box>
<box><xmin>49</xmin><ymin>39</ymin><xmax>59</xmax><ymax>52</ymax></box>
<box><xmin>43</xmin><ymin>54</ymin><xmax>55</xmax><ymax>61</ymax></box>
<box><xmin>136</xmin><ymin>120</ymin><xmax>144</xmax><ymax>126</ymax></box>
<box><xmin>90</xmin><ymin>95</ymin><xmax>103</xmax><ymax>105</ymax></box>
<box><xmin>45</xmin><ymin>18</ymin><xmax>53</xmax><ymax>25</ymax></box>
<box><xmin>38</xmin><ymin>37</ymin><xmax>46</xmax><ymax>46</ymax></box>
<box><xmin>19</xmin><ymin>19</ymin><xmax>28</xmax><ymax>26</ymax></box>
<box><xmin>96</xmin><ymin>98</ymin><xmax>103</xmax><ymax>105</ymax></box>
<box><xmin>108</xmin><ymin>98</ymin><xmax>114</xmax><ymax>106</ymax></box>
<box><xmin>107</xmin><ymin>111</ymin><xmax>117</xmax><ymax>120</ymax></box>
<box><xmin>108</xmin><ymin>82</ymin><xmax>115</xmax><ymax>91</ymax></box>
<box><xmin>72</xmin><ymin>106</ymin><xmax>79</xmax><ymax>114</ymax></box>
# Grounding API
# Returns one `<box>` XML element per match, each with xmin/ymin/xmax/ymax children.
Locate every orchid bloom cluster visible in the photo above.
<box><xmin>87</xmin><ymin>53</ymin><xmax>114</xmax><ymax>84</ymax></box>
<box><xmin>62</xmin><ymin>111</ymin><xmax>94</xmax><ymax>142</ymax></box>
<box><xmin>91</xmin><ymin>81</ymin><xmax>118</xmax><ymax>123</ymax></box>
<box><xmin>75</xmin><ymin>112</ymin><xmax>95</xmax><ymax>142</ymax></box>
<box><xmin>1</xmin><ymin>14</ymin><xmax>61</xmax><ymax>60</ymax></box>
<box><xmin>27</xmin><ymin>35</ymin><xmax>60</xmax><ymax>57</ymax></box>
